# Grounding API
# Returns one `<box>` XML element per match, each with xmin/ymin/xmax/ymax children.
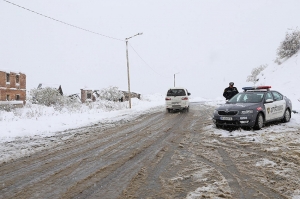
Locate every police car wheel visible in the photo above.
<box><xmin>254</xmin><ymin>113</ymin><xmax>264</xmax><ymax>130</ymax></box>
<box><xmin>282</xmin><ymin>109</ymin><xmax>291</xmax><ymax>123</ymax></box>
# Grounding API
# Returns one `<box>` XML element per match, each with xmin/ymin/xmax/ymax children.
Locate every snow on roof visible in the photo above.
<box><xmin>0</xmin><ymin>68</ymin><xmax>24</xmax><ymax>74</ymax></box>
<box><xmin>80</xmin><ymin>88</ymin><xmax>94</xmax><ymax>91</ymax></box>
<box><xmin>168</xmin><ymin>87</ymin><xmax>188</xmax><ymax>90</ymax></box>
<box><xmin>80</xmin><ymin>85</ymin><xmax>97</xmax><ymax>91</ymax></box>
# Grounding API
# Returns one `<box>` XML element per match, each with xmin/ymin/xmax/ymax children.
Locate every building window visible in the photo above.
<box><xmin>6</xmin><ymin>95</ymin><xmax>10</xmax><ymax>101</ymax></box>
<box><xmin>87</xmin><ymin>93</ymin><xmax>92</xmax><ymax>99</ymax></box>
<box><xmin>16</xmin><ymin>75</ymin><xmax>19</xmax><ymax>83</ymax></box>
<box><xmin>6</xmin><ymin>73</ymin><xmax>10</xmax><ymax>83</ymax></box>
<box><xmin>16</xmin><ymin>95</ymin><xmax>20</xmax><ymax>100</ymax></box>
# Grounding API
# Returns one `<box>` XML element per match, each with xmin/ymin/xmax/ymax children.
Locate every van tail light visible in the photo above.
<box><xmin>257</xmin><ymin>107</ymin><xmax>262</xmax><ymax>111</ymax></box>
<box><xmin>165</xmin><ymin>97</ymin><xmax>171</xmax><ymax>101</ymax></box>
<box><xmin>181</xmin><ymin>97</ymin><xmax>188</xmax><ymax>100</ymax></box>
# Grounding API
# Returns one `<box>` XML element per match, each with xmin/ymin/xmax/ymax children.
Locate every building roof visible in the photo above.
<box><xmin>0</xmin><ymin>68</ymin><xmax>24</xmax><ymax>74</ymax></box>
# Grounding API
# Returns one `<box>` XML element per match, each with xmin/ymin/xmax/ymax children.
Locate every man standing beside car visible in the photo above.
<box><xmin>223</xmin><ymin>82</ymin><xmax>239</xmax><ymax>100</ymax></box>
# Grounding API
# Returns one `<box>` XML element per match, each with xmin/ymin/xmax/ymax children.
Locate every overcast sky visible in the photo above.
<box><xmin>1</xmin><ymin>0</ymin><xmax>300</xmax><ymax>98</ymax></box>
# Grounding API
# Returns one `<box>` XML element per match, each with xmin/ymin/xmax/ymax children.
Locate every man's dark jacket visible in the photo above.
<box><xmin>223</xmin><ymin>86</ymin><xmax>239</xmax><ymax>100</ymax></box>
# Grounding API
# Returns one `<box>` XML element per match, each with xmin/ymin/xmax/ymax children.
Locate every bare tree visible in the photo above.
<box><xmin>275</xmin><ymin>28</ymin><xmax>300</xmax><ymax>64</ymax></box>
<box><xmin>246</xmin><ymin>64</ymin><xmax>267</xmax><ymax>85</ymax></box>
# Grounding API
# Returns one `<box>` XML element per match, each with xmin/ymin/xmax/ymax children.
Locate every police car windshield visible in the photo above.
<box><xmin>167</xmin><ymin>89</ymin><xmax>186</xmax><ymax>96</ymax></box>
<box><xmin>228</xmin><ymin>93</ymin><xmax>263</xmax><ymax>103</ymax></box>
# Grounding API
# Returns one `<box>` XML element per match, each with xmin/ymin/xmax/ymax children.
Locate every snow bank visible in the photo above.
<box><xmin>0</xmin><ymin>93</ymin><xmax>165</xmax><ymax>143</ymax></box>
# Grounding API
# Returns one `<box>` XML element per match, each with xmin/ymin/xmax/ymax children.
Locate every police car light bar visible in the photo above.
<box><xmin>257</xmin><ymin>86</ymin><xmax>271</xmax><ymax>89</ymax></box>
<box><xmin>242</xmin><ymin>86</ymin><xmax>271</xmax><ymax>91</ymax></box>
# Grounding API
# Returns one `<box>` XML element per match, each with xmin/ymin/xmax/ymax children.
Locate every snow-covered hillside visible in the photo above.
<box><xmin>256</xmin><ymin>51</ymin><xmax>300</xmax><ymax>111</ymax></box>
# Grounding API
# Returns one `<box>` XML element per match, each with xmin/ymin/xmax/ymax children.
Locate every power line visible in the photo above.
<box><xmin>2</xmin><ymin>0</ymin><xmax>124</xmax><ymax>41</ymax></box>
<box><xmin>129</xmin><ymin>43</ymin><xmax>170</xmax><ymax>78</ymax></box>
<box><xmin>3</xmin><ymin>0</ymin><xmax>172</xmax><ymax>78</ymax></box>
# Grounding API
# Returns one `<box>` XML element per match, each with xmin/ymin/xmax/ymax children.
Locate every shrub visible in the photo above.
<box><xmin>96</xmin><ymin>86</ymin><xmax>124</xmax><ymax>101</ymax></box>
<box><xmin>275</xmin><ymin>28</ymin><xmax>300</xmax><ymax>64</ymax></box>
<box><xmin>29</xmin><ymin>87</ymin><xmax>66</xmax><ymax>106</ymax></box>
<box><xmin>246</xmin><ymin>64</ymin><xmax>267</xmax><ymax>85</ymax></box>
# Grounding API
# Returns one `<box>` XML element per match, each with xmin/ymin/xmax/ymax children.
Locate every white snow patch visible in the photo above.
<box><xmin>255</xmin><ymin>158</ymin><xmax>277</xmax><ymax>167</ymax></box>
<box><xmin>293</xmin><ymin>189</ymin><xmax>300</xmax><ymax>199</ymax></box>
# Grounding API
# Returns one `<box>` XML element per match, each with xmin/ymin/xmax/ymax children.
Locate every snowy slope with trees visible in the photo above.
<box><xmin>256</xmin><ymin>28</ymin><xmax>300</xmax><ymax>111</ymax></box>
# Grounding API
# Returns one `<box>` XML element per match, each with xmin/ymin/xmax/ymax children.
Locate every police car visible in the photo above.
<box><xmin>212</xmin><ymin>86</ymin><xmax>292</xmax><ymax>130</ymax></box>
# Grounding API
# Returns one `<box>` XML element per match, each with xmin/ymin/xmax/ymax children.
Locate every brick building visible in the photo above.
<box><xmin>0</xmin><ymin>70</ymin><xmax>26</xmax><ymax>106</ymax></box>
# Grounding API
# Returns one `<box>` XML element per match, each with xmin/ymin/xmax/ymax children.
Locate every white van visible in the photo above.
<box><xmin>165</xmin><ymin>87</ymin><xmax>191</xmax><ymax>113</ymax></box>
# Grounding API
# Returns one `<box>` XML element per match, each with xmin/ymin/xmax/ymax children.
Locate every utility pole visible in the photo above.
<box><xmin>174</xmin><ymin>72</ymin><xmax>179</xmax><ymax>87</ymax></box>
<box><xmin>125</xmin><ymin>33</ymin><xmax>143</xmax><ymax>108</ymax></box>
<box><xmin>174</xmin><ymin>74</ymin><xmax>175</xmax><ymax>87</ymax></box>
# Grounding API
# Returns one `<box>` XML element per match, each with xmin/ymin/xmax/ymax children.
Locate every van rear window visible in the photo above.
<box><xmin>167</xmin><ymin>89</ymin><xmax>186</xmax><ymax>96</ymax></box>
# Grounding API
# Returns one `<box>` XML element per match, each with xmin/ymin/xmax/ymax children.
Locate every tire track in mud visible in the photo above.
<box><xmin>209</xmin><ymin>131</ymin><xmax>300</xmax><ymax>198</ymax></box>
<box><xmin>186</xmin><ymin>116</ymin><xmax>289</xmax><ymax>198</ymax></box>
<box><xmin>0</xmin><ymin>112</ymin><xmax>171</xmax><ymax>199</ymax></box>
<box><xmin>0</xmin><ymin>113</ymin><xmax>161</xmax><ymax>182</ymax></box>
<box><xmin>213</xmin><ymin>138</ymin><xmax>295</xmax><ymax>198</ymax></box>
<box><xmin>131</xmin><ymin>116</ymin><xmax>189</xmax><ymax>198</ymax></box>
<box><xmin>0</xmin><ymin>112</ymin><xmax>163</xmax><ymax>177</ymax></box>
<box><xmin>192</xmin><ymin>104</ymin><xmax>292</xmax><ymax>198</ymax></box>
<box><xmin>216</xmin><ymin>148</ymin><xmax>286</xmax><ymax>199</ymax></box>
<box><xmin>67</xmin><ymin>112</ymin><xmax>189</xmax><ymax>199</ymax></box>
<box><xmin>4</xmin><ymin>112</ymin><xmax>180</xmax><ymax>199</ymax></box>
<box><xmin>177</xmin><ymin>140</ymin><xmax>287</xmax><ymax>198</ymax></box>
<box><xmin>62</xmin><ymin>115</ymin><xmax>181</xmax><ymax>198</ymax></box>
<box><xmin>118</xmin><ymin>103</ymin><xmax>210</xmax><ymax>198</ymax></box>
<box><xmin>190</xmin><ymin>108</ymin><xmax>291</xmax><ymax>198</ymax></box>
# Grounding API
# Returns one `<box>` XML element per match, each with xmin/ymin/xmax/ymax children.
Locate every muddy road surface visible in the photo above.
<box><xmin>0</xmin><ymin>102</ymin><xmax>299</xmax><ymax>199</ymax></box>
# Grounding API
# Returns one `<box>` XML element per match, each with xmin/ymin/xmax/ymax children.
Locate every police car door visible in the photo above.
<box><xmin>264</xmin><ymin>92</ymin><xmax>275</xmax><ymax>121</ymax></box>
<box><xmin>271</xmin><ymin>91</ymin><xmax>286</xmax><ymax>119</ymax></box>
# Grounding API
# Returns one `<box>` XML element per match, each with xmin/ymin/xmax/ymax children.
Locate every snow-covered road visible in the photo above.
<box><xmin>1</xmin><ymin>102</ymin><xmax>300</xmax><ymax>198</ymax></box>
